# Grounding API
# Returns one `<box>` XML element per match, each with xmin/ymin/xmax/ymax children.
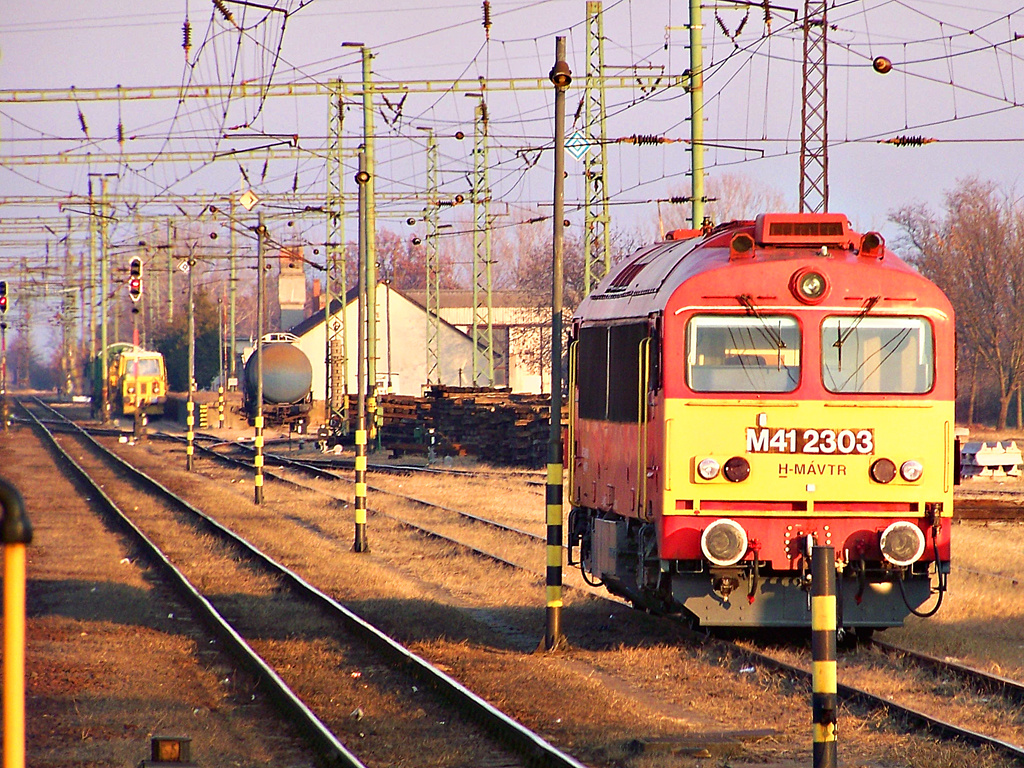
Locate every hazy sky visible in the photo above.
<box><xmin>2</xmin><ymin>1</ymin><xmax>1023</xmax><ymax>263</ymax></box>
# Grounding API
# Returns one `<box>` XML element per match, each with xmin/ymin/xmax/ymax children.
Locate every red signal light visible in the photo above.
<box><xmin>128</xmin><ymin>258</ymin><xmax>143</xmax><ymax>302</ymax></box>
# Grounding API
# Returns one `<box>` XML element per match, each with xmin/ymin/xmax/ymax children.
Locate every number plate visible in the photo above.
<box><xmin>746</xmin><ymin>427</ymin><xmax>874</xmax><ymax>455</ymax></box>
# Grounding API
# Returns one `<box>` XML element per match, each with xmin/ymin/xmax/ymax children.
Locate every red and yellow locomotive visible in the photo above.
<box><xmin>567</xmin><ymin>212</ymin><xmax>955</xmax><ymax>633</ymax></box>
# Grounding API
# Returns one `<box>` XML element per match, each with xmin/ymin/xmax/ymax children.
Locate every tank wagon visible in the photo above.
<box><xmin>567</xmin><ymin>212</ymin><xmax>956</xmax><ymax>635</ymax></box>
<box><xmin>243</xmin><ymin>333</ymin><xmax>313</xmax><ymax>425</ymax></box>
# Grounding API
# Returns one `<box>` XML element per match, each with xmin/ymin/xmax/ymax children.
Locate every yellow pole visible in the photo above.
<box><xmin>2</xmin><ymin>479</ymin><xmax>32</xmax><ymax>768</ymax></box>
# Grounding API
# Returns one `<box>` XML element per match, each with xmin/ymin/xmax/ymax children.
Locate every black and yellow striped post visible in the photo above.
<box><xmin>253</xmin><ymin>414</ymin><xmax>264</xmax><ymax>504</ymax></box>
<box><xmin>353</xmin><ymin>148</ymin><xmax>370</xmax><ymax>553</ymax></box>
<box><xmin>354</xmin><ymin>427</ymin><xmax>367</xmax><ymax>551</ymax></box>
<box><xmin>811</xmin><ymin>545</ymin><xmax>838</xmax><ymax>768</ymax></box>
<box><xmin>2</xmin><ymin>478</ymin><xmax>32</xmax><ymax>768</ymax></box>
<box><xmin>542</xmin><ymin>36</ymin><xmax>570</xmax><ymax>652</ymax></box>
<box><xmin>185</xmin><ymin>398</ymin><xmax>195</xmax><ymax>471</ymax></box>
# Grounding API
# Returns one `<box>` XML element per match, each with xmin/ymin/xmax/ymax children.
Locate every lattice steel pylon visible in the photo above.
<box><xmin>799</xmin><ymin>0</ymin><xmax>829</xmax><ymax>213</ymax></box>
<box><xmin>422</xmin><ymin>129</ymin><xmax>442</xmax><ymax>386</ymax></box>
<box><xmin>584</xmin><ymin>1</ymin><xmax>611</xmax><ymax>296</ymax></box>
<box><xmin>471</xmin><ymin>96</ymin><xmax>494</xmax><ymax>386</ymax></box>
<box><xmin>325</xmin><ymin>80</ymin><xmax>349</xmax><ymax>428</ymax></box>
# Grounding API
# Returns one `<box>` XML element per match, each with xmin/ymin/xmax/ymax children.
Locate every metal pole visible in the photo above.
<box><xmin>362</xmin><ymin>46</ymin><xmax>378</xmax><ymax>447</ymax></box>
<box><xmin>689</xmin><ymin>0</ymin><xmax>706</xmax><ymax>228</ymax></box>
<box><xmin>543</xmin><ymin>36</ymin><xmax>571</xmax><ymax>652</ymax></box>
<box><xmin>229</xmin><ymin>195</ymin><xmax>238</xmax><ymax>383</ymax></box>
<box><xmin>1</xmin><ymin>479</ymin><xmax>31</xmax><ymax>768</ymax></box>
<box><xmin>811</xmin><ymin>546</ymin><xmax>839</xmax><ymax>768</ymax></box>
<box><xmin>0</xmin><ymin>324</ymin><xmax>7</xmax><ymax>431</ymax></box>
<box><xmin>218</xmin><ymin>297</ymin><xmax>225</xmax><ymax>429</ymax></box>
<box><xmin>254</xmin><ymin>215</ymin><xmax>266</xmax><ymax>504</ymax></box>
<box><xmin>186</xmin><ymin>255</ymin><xmax>195</xmax><ymax>471</ymax></box>
<box><xmin>100</xmin><ymin>177</ymin><xmax>110</xmax><ymax>424</ymax></box>
<box><xmin>354</xmin><ymin>151</ymin><xmax>369</xmax><ymax>552</ymax></box>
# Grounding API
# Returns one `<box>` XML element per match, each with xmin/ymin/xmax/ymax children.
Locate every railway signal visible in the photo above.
<box><xmin>0</xmin><ymin>281</ymin><xmax>7</xmax><ymax>314</ymax></box>
<box><xmin>128</xmin><ymin>257</ymin><xmax>142</xmax><ymax>302</ymax></box>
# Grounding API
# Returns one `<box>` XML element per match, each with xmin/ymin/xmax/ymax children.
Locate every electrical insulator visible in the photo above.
<box><xmin>128</xmin><ymin>257</ymin><xmax>143</xmax><ymax>303</ymax></box>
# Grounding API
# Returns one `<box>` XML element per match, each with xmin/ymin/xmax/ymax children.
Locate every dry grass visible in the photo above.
<box><xmin>886</xmin><ymin>520</ymin><xmax>1024</xmax><ymax>678</ymax></box>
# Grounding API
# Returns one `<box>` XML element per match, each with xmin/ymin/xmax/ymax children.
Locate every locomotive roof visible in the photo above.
<box><xmin>574</xmin><ymin>212</ymin><xmax>929</xmax><ymax>322</ymax></box>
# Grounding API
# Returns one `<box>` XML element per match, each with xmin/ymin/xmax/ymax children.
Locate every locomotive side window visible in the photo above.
<box><xmin>822</xmin><ymin>316</ymin><xmax>933</xmax><ymax>394</ymax></box>
<box><xmin>577</xmin><ymin>326</ymin><xmax>609</xmax><ymax>420</ymax></box>
<box><xmin>607</xmin><ymin>323</ymin><xmax>648</xmax><ymax>421</ymax></box>
<box><xmin>576</xmin><ymin>322</ymin><xmax>650</xmax><ymax>421</ymax></box>
<box><xmin>686</xmin><ymin>315</ymin><xmax>801</xmax><ymax>393</ymax></box>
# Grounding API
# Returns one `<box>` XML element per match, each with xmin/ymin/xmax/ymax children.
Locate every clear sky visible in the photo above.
<box><xmin>1</xmin><ymin>1</ymin><xmax>1023</xmax><ymax>271</ymax></box>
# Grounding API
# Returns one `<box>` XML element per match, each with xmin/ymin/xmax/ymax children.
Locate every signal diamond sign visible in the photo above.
<box><xmin>565</xmin><ymin>131</ymin><xmax>589</xmax><ymax>161</ymax></box>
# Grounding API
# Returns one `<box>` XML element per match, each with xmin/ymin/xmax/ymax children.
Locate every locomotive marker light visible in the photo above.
<box><xmin>869</xmin><ymin>457</ymin><xmax>897</xmax><ymax>484</ymax></box>
<box><xmin>2</xmin><ymin>478</ymin><xmax>32</xmax><ymax>768</ymax></box>
<box><xmin>722</xmin><ymin>456</ymin><xmax>751</xmax><ymax>482</ymax></box>
<box><xmin>900</xmin><ymin>460</ymin><xmax>923</xmax><ymax>482</ymax></box>
<box><xmin>879</xmin><ymin>521</ymin><xmax>926</xmax><ymax>567</ymax></box>
<box><xmin>697</xmin><ymin>457</ymin><xmax>720</xmax><ymax>480</ymax></box>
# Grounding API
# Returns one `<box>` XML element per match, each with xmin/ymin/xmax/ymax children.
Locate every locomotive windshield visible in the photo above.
<box><xmin>822</xmin><ymin>316</ymin><xmax>933</xmax><ymax>394</ymax></box>
<box><xmin>687</xmin><ymin>315</ymin><xmax>800</xmax><ymax>393</ymax></box>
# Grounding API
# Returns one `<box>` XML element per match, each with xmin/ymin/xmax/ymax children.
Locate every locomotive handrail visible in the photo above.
<box><xmin>566</xmin><ymin>339</ymin><xmax>579</xmax><ymax>503</ymax></box>
<box><xmin>637</xmin><ymin>336</ymin><xmax>652</xmax><ymax>520</ymax></box>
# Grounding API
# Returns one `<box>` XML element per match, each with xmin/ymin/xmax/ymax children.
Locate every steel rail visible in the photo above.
<box><xmin>872</xmin><ymin>639</ymin><xmax>1024</xmax><ymax>707</ymax></box>
<box><xmin>25</xmin><ymin>398</ymin><xmax>592</xmax><ymax>768</ymax></box>
<box><xmin>20</xmin><ymin>400</ymin><xmax>367</xmax><ymax>768</ymax></box>
<box><xmin>39</xmin><ymin>401</ymin><xmax>1024</xmax><ymax>764</ymax></box>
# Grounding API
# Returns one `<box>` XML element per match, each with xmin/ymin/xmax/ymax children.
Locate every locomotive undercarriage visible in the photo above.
<box><xmin>568</xmin><ymin>507</ymin><xmax>940</xmax><ymax>630</ymax></box>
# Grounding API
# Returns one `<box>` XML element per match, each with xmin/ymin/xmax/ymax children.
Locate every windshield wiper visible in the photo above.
<box><xmin>833</xmin><ymin>295</ymin><xmax>881</xmax><ymax>370</ymax></box>
<box><xmin>737</xmin><ymin>294</ymin><xmax>787</xmax><ymax>353</ymax></box>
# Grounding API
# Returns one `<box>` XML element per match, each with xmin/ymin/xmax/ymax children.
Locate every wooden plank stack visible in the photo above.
<box><xmin>375</xmin><ymin>386</ymin><xmax>558</xmax><ymax>467</ymax></box>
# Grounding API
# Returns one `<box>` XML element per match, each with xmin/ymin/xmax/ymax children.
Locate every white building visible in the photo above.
<box><xmin>287</xmin><ymin>282</ymin><xmax>496</xmax><ymax>401</ymax></box>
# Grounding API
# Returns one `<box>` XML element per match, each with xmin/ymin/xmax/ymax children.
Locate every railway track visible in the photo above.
<box><xmin>127</xmin><ymin>412</ymin><xmax>1024</xmax><ymax>763</ymax></box>
<box><xmin>21</xmin><ymin>398</ymin><xmax>589</xmax><ymax>768</ymax></box>
<box><xmin>27</xmin><ymin>401</ymin><xmax>1024</xmax><ymax>764</ymax></box>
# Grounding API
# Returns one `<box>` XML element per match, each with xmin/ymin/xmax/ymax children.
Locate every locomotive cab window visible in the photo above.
<box><xmin>822</xmin><ymin>316</ymin><xmax>934</xmax><ymax>394</ymax></box>
<box><xmin>686</xmin><ymin>315</ymin><xmax>801</xmax><ymax>393</ymax></box>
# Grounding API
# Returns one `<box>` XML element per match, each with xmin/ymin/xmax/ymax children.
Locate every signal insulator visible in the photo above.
<box><xmin>879</xmin><ymin>135</ymin><xmax>935</xmax><ymax>147</ymax></box>
<box><xmin>213</xmin><ymin>0</ymin><xmax>236</xmax><ymax>25</ymax></box>
<box><xmin>182</xmin><ymin>20</ymin><xmax>192</xmax><ymax>58</ymax></box>
<box><xmin>128</xmin><ymin>257</ymin><xmax>143</xmax><ymax>303</ymax></box>
<box><xmin>0</xmin><ymin>280</ymin><xmax>7</xmax><ymax>314</ymax></box>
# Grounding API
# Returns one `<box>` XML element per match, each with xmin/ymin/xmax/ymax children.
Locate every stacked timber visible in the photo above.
<box><xmin>960</xmin><ymin>441</ymin><xmax>1024</xmax><ymax>480</ymax></box>
<box><xmin>376</xmin><ymin>386</ymin><xmax>557</xmax><ymax>467</ymax></box>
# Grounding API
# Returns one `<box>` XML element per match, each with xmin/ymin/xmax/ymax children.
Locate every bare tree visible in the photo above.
<box><xmin>891</xmin><ymin>178</ymin><xmax>1024</xmax><ymax>429</ymax></box>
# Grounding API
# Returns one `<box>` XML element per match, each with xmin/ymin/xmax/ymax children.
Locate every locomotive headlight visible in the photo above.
<box><xmin>723</xmin><ymin>456</ymin><xmax>751</xmax><ymax>482</ymax></box>
<box><xmin>900</xmin><ymin>460</ymin><xmax>924</xmax><ymax>482</ymax></box>
<box><xmin>697</xmin><ymin>457</ymin><xmax>720</xmax><ymax>480</ymax></box>
<box><xmin>701</xmin><ymin>519</ymin><xmax>749</xmax><ymax>566</ymax></box>
<box><xmin>879</xmin><ymin>521</ymin><xmax>926</xmax><ymax>566</ymax></box>
<box><xmin>790</xmin><ymin>268</ymin><xmax>829</xmax><ymax>304</ymax></box>
<box><xmin>870</xmin><ymin>458</ymin><xmax>897</xmax><ymax>484</ymax></box>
